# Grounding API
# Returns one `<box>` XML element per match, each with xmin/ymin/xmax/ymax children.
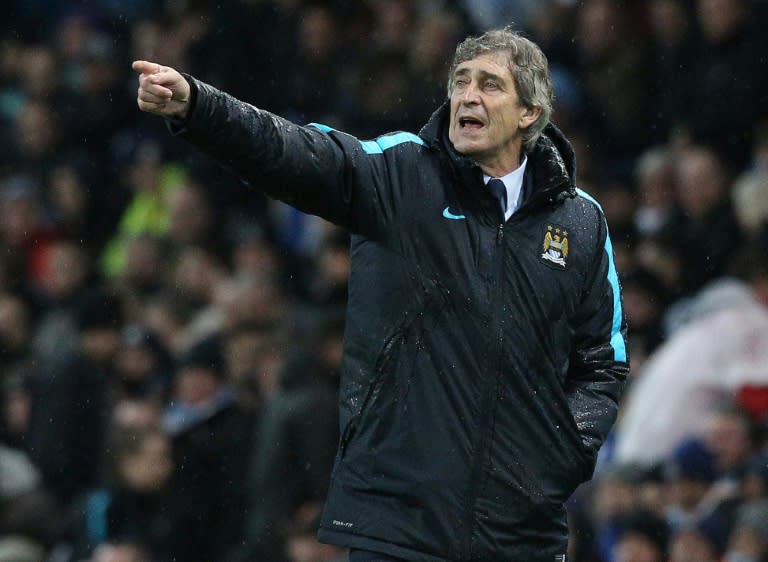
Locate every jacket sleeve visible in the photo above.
<box><xmin>566</xmin><ymin>203</ymin><xmax>629</xmax><ymax>471</ymax></box>
<box><xmin>168</xmin><ymin>76</ymin><xmax>399</xmax><ymax>237</ymax></box>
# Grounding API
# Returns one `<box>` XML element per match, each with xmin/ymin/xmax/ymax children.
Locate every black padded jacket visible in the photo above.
<box><xmin>172</xmin><ymin>76</ymin><xmax>629</xmax><ymax>562</ymax></box>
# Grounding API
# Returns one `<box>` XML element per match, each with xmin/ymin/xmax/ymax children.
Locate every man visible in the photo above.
<box><xmin>163</xmin><ymin>336</ymin><xmax>255</xmax><ymax>561</ymax></box>
<box><xmin>133</xmin><ymin>27</ymin><xmax>628</xmax><ymax>562</ymax></box>
<box><xmin>26</xmin><ymin>290</ymin><xmax>122</xmax><ymax>506</ymax></box>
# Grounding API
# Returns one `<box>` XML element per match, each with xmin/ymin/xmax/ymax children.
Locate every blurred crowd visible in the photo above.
<box><xmin>0</xmin><ymin>0</ymin><xmax>767</xmax><ymax>561</ymax></box>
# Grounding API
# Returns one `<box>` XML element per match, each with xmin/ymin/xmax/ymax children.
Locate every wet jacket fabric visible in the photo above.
<box><xmin>172</xmin><ymin>76</ymin><xmax>629</xmax><ymax>562</ymax></box>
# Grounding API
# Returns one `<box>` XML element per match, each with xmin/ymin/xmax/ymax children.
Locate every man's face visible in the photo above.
<box><xmin>448</xmin><ymin>52</ymin><xmax>538</xmax><ymax>175</ymax></box>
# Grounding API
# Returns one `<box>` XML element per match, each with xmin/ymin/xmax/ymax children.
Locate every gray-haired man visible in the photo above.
<box><xmin>134</xmin><ymin>27</ymin><xmax>628</xmax><ymax>562</ymax></box>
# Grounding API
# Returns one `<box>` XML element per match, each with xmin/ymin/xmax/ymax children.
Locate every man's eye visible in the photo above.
<box><xmin>455</xmin><ymin>79</ymin><xmax>468</xmax><ymax>87</ymax></box>
<box><xmin>485</xmin><ymin>82</ymin><xmax>499</xmax><ymax>90</ymax></box>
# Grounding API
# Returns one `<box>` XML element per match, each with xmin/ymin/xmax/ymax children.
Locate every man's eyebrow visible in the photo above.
<box><xmin>453</xmin><ymin>67</ymin><xmax>506</xmax><ymax>84</ymax></box>
<box><xmin>476</xmin><ymin>70</ymin><xmax>505</xmax><ymax>84</ymax></box>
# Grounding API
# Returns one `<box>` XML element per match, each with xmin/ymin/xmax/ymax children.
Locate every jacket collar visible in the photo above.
<box><xmin>419</xmin><ymin>100</ymin><xmax>577</xmax><ymax>204</ymax></box>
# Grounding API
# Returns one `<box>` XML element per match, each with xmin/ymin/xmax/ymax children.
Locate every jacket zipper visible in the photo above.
<box><xmin>462</xmin><ymin>219</ymin><xmax>507</xmax><ymax>559</ymax></box>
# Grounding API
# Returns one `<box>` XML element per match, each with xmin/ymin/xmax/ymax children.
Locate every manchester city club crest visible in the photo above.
<box><xmin>541</xmin><ymin>224</ymin><xmax>569</xmax><ymax>268</ymax></box>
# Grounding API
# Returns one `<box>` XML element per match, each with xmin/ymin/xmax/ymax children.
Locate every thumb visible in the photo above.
<box><xmin>132</xmin><ymin>60</ymin><xmax>162</xmax><ymax>75</ymax></box>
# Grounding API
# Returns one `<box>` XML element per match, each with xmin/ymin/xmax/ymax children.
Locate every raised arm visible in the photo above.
<box><xmin>131</xmin><ymin>61</ymin><xmax>401</xmax><ymax>236</ymax></box>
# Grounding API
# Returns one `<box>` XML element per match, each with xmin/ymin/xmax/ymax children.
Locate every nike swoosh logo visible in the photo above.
<box><xmin>442</xmin><ymin>207</ymin><xmax>466</xmax><ymax>220</ymax></box>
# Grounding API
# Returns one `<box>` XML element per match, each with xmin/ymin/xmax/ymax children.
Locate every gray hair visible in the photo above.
<box><xmin>448</xmin><ymin>27</ymin><xmax>553</xmax><ymax>152</ymax></box>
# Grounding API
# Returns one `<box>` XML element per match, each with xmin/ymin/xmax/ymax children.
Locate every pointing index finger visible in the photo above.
<box><xmin>131</xmin><ymin>60</ymin><xmax>162</xmax><ymax>75</ymax></box>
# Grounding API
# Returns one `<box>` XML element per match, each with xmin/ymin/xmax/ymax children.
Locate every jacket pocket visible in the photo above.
<box><xmin>337</xmin><ymin>279</ymin><xmax>449</xmax><ymax>461</ymax></box>
<box><xmin>560</xmin><ymin>408</ymin><xmax>596</xmax><ymax>485</ymax></box>
<box><xmin>337</xmin><ymin>326</ymin><xmax>407</xmax><ymax>461</ymax></box>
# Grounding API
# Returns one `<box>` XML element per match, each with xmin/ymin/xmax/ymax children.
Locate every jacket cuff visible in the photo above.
<box><xmin>165</xmin><ymin>72</ymin><xmax>200</xmax><ymax>135</ymax></box>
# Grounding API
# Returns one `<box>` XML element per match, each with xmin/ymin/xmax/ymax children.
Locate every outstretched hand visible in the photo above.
<box><xmin>132</xmin><ymin>60</ymin><xmax>191</xmax><ymax>118</ymax></box>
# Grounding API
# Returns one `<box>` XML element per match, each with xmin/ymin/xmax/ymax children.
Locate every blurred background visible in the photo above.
<box><xmin>0</xmin><ymin>0</ymin><xmax>767</xmax><ymax>561</ymax></box>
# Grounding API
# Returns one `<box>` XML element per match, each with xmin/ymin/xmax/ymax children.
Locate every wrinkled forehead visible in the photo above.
<box><xmin>454</xmin><ymin>50</ymin><xmax>511</xmax><ymax>73</ymax></box>
<box><xmin>452</xmin><ymin>52</ymin><xmax>515</xmax><ymax>85</ymax></box>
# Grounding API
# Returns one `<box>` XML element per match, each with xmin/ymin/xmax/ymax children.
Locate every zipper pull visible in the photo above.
<box><xmin>496</xmin><ymin>224</ymin><xmax>504</xmax><ymax>245</ymax></box>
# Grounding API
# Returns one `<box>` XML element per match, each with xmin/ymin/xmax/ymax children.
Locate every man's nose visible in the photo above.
<box><xmin>461</xmin><ymin>82</ymin><xmax>480</xmax><ymax>104</ymax></box>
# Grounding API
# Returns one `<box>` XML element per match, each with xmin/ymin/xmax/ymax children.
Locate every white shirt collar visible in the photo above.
<box><xmin>483</xmin><ymin>154</ymin><xmax>528</xmax><ymax>220</ymax></box>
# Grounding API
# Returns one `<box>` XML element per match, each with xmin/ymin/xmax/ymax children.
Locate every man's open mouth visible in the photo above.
<box><xmin>459</xmin><ymin>117</ymin><xmax>484</xmax><ymax>129</ymax></box>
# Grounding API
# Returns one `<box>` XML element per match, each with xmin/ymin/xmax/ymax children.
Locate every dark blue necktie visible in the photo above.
<box><xmin>487</xmin><ymin>178</ymin><xmax>507</xmax><ymax>215</ymax></box>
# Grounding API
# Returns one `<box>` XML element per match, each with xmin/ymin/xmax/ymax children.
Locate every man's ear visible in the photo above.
<box><xmin>519</xmin><ymin>106</ymin><xmax>542</xmax><ymax>130</ymax></box>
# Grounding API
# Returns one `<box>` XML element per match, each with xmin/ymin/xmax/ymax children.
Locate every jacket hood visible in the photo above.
<box><xmin>419</xmin><ymin>100</ymin><xmax>577</xmax><ymax>199</ymax></box>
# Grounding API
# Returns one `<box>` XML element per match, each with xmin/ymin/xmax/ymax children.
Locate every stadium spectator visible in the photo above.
<box><xmin>575</xmin><ymin>0</ymin><xmax>652</xmax><ymax>179</ymax></box>
<box><xmin>235</xmin><ymin>310</ymin><xmax>342</xmax><ymax>561</ymax></box>
<box><xmin>0</xmin><ymin>444</ymin><xmax>59</xmax><ymax>555</ymax></box>
<box><xmin>662</xmin><ymin>438</ymin><xmax>720</xmax><ymax>530</ymax></box>
<box><xmin>633</xmin><ymin>146</ymin><xmax>678</xmax><ymax>239</ymax></box>
<box><xmin>163</xmin><ymin>335</ymin><xmax>255</xmax><ymax>562</ymax></box>
<box><xmin>668</xmin><ymin>518</ymin><xmax>726</xmax><ymax>562</ymax></box>
<box><xmin>665</xmin><ymin>144</ymin><xmax>743</xmax><ymax>295</ymax></box>
<box><xmin>612</xmin><ymin>509</ymin><xmax>669</xmax><ymax>562</ymax></box>
<box><xmin>723</xmin><ymin>499</ymin><xmax>768</xmax><ymax>562</ymax></box>
<box><xmin>61</xmin><ymin>425</ymin><xmax>177</xmax><ymax>562</ymax></box>
<box><xmin>679</xmin><ymin>0</ymin><xmax>768</xmax><ymax>171</ymax></box>
<box><xmin>25</xmin><ymin>290</ymin><xmax>124</xmax><ymax>506</ymax></box>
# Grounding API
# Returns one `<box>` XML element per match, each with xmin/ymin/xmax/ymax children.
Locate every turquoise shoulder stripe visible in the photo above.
<box><xmin>308</xmin><ymin>123</ymin><xmax>424</xmax><ymax>154</ymax></box>
<box><xmin>360</xmin><ymin>140</ymin><xmax>383</xmax><ymax>154</ymax></box>
<box><xmin>576</xmin><ymin>188</ymin><xmax>627</xmax><ymax>363</ymax></box>
<box><xmin>308</xmin><ymin>123</ymin><xmax>334</xmax><ymax>133</ymax></box>
<box><xmin>575</xmin><ymin>187</ymin><xmax>602</xmax><ymax>210</ymax></box>
<box><xmin>374</xmin><ymin>132</ymin><xmax>425</xmax><ymax>152</ymax></box>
